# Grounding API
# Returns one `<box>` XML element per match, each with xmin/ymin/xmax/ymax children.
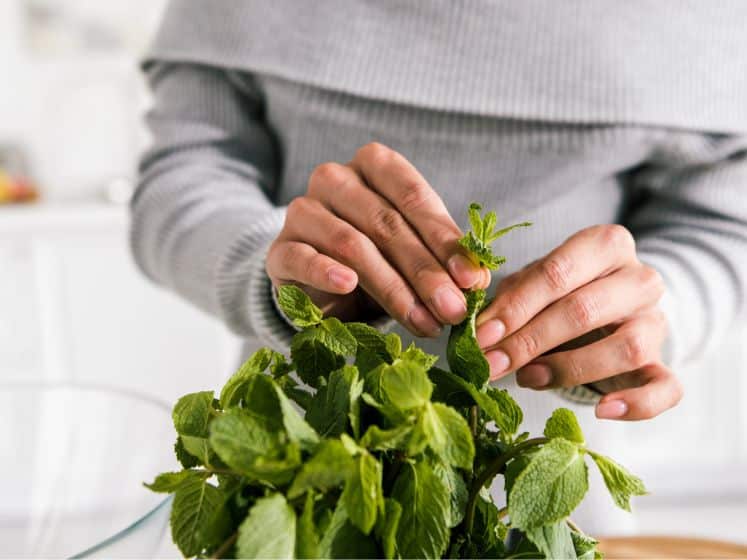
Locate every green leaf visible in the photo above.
<box><xmin>375</xmin><ymin>499</ymin><xmax>403</xmax><ymax>559</ymax></box>
<box><xmin>318</xmin><ymin>501</ymin><xmax>379</xmax><ymax>559</ymax></box>
<box><xmin>446</xmin><ymin>289</ymin><xmax>490</xmax><ymax>386</ymax></box>
<box><xmin>380</xmin><ymin>359</ymin><xmax>434</xmax><ymax>411</ymax></box>
<box><xmin>468</xmin><ymin>202</ymin><xmax>484</xmax><ymax>240</ymax></box>
<box><xmin>170</xmin><ymin>479</ymin><xmax>229</xmax><ymax>557</ymax></box>
<box><xmin>172</xmin><ymin>391</ymin><xmax>214</xmax><ymax>437</ymax></box>
<box><xmin>174</xmin><ymin>436</ymin><xmax>200</xmax><ymax>468</ymax></box>
<box><xmin>571</xmin><ymin>529</ymin><xmax>600</xmax><ymax>560</ymax></box>
<box><xmin>360</xmin><ymin>424</ymin><xmax>413</xmax><ymax>451</ymax></box>
<box><xmin>290</xmin><ymin>319</ymin><xmax>357</xmax><ymax>386</ymax></box>
<box><xmin>468</xmin><ymin>493</ymin><xmax>506</xmax><ymax>558</ymax></box>
<box><xmin>220</xmin><ymin>347</ymin><xmax>277</xmax><ymax>408</ymax></box>
<box><xmin>236</xmin><ymin>493</ymin><xmax>296</xmax><ymax>559</ymax></box>
<box><xmin>504</xmin><ymin>452</ymin><xmax>535</xmax><ymax>497</ymax></box>
<box><xmin>589</xmin><ymin>451</ymin><xmax>647</xmax><ymax>511</ymax></box>
<box><xmin>428</xmin><ymin>367</ymin><xmax>523</xmax><ymax>439</ymax></box>
<box><xmin>348</xmin><ymin>322</ymin><xmax>395</xmax><ymax>374</ymax></box>
<box><xmin>544</xmin><ymin>407</ymin><xmax>585</xmax><ymax>444</ymax></box>
<box><xmin>391</xmin><ymin>460</ymin><xmax>451</xmax><ymax>559</ymax></box>
<box><xmin>209</xmin><ymin>408</ymin><xmax>299</xmax><ymax>484</ymax></box>
<box><xmin>509</xmin><ymin>438</ymin><xmax>589</xmax><ymax>530</ymax></box>
<box><xmin>342</xmin><ymin>451</ymin><xmax>383</xmax><ymax>534</ymax></box>
<box><xmin>525</xmin><ymin>521</ymin><xmax>577</xmax><ymax>560</ymax></box>
<box><xmin>433</xmin><ymin>462</ymin><xmax>468</xmax><ymax>528</ymax></box>
<box><xmin>180</xmin><ymin>435</ymin><xmax>212</xmax><ymax>466</ymax></box>
<box><xmin>400</xmin><ymin>342</ymin><xmax>439</xmax><ymax>371</ymax></box>
<box><xmin>459</xmin><ymin>202</ymin><xmax>530</xmax><ymax>270</ymax></box>
<box><xmin>277</xmin><ymin>284</ymin><xmax>323</xmax><ymax>327</ymax></box>
<box><xmin>296</xmin><ymin>492</ymin><xmax>320</xmax><ymax>559</ymax></box>
<box><xmin>288</xmin><ymin>439</ymin><xmax>353</xmax><ymax>498</ymax></box>
<box><xmin>306</xmin><ymin>365</ymin><xmax>360</xmax><ymax>438</ymax></box>
<box><xmin>422</xmin><ymin>402</ymin><xmax>475</xmax><ymax>470</ymax></box>
<box><xmin>270</xmin><ymin>379</ymin><xmax>320</xmax><ymax>452</ymax></box>
<box><xmin>487</xmin><ymin>221</ymin><xmax>533</xmax><ymax>243</ymax></box>
<box><xmin>144</xmin><ymin>470</ymin><xmax>208</xmax><ymax>493</ymax></box>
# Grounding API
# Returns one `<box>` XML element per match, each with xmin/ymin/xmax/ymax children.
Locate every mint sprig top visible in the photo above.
<box><xmin>458</xmin><ymin>202</ymin><xmax>531</xmax><ymax>270</ymax></box>
<box><xmin>146</xmin><ymin>203</ymin><xmax>645</xmax><ymax>559</ymax></box>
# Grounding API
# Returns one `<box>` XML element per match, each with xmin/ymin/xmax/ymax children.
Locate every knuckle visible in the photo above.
<box><xmin>599</xmin><ymin>224</ymin><xmax>635</xmax><ymax>253</ymax></box>
<box><xmin>640</xmin><ymin>265</ymin><xmax>665</xmax><ymax>298</ymax></box>
<box><xmin>333</xmin><ymin>230</ymin><xmax>364</xmax><ymax>263</ymax></box>
<box><xmin>565</xmin><ymin>292</ymin><xmax>600</xmax><ymax>330</ymax></box>
<box><xmin>539</xmin><ymin>254</ymin><xmax>574</xmax><ymax>293</ymax></box>
<box><xmin>511</xmin><ymin>329</ymin><xmax>541</xmax><ymax>361</ymax></box>
<box><xmin>309</xmin><ymin>162</ymin><xmax>347</xmax><ymax>192</ymax></box>
<box><xmin>307</xmin><ymin>254</ymin><xmax>328</xmax><ymax>285</ymax></box>
<box><xmin>621</xmin><ymin>331</ymin><xmax>649</xmax><ymax>369</ymax></box>
<box><xmin>370</xmin><ymin>207</ymin><xmax>406</xmax><ymax>247</ymax></box>
<box><xmin>357</xmin><ymin>142</ymin><xmax>393</xmax><ymax>165</ymax></box>
<box><xmin>501</xmin><ymin>291</ymin><xmax>531</xmax><ymax>331</ymax></box>
<box><xmin>399</xmin><ymin>180</ymin><xmax>434</xmax><ymax>214</ymax></box>
<box><xmin>560</xmin><ymin>355</ymin><xmax>586</xmax><ymax>387</ymax></box>
<box><xmin>411</xmin><ymin>257</ymin><xmax>442</xmax><ymax>284</ymax></box>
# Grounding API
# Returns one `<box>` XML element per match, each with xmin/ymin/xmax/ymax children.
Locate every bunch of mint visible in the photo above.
<box><xmin>146</xmin><ymin>203</ymin><xmax>646</xmax><ymax>559</ymax></box>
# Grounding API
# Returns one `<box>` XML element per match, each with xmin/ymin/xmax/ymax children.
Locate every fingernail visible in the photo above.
<box><xmin>409</xmin><ymin>305</ymin><xmax>442</xmax><ymax>338</ymax></box>
<box><xmin>447</xmin><ymin>254</ymin><xmax>480</xmax><ymax>288</ymax></box>
<box><xmin>516</xmin><ymin>364</ymin><xmax>552</xmax><ymax>389</ymax></box>
<box><xmin>596</xmin><ymin>400</ymin><xmax>628</xmax><ymax>419</ymax></box>
<box><xmin>432</xmin><ymin>285</ymin><xmax>467</xmax><ymax>323</ymax></box>
<box><xmin>476</xmin><ymin>319</ymin><xmax>505</xmax><ymax>349</ymax></box>
<box><xmin>328</xmin><ymin>267</ymin><xmax>356</xmax><ymax>290</ymax></box>
<box><xmin>486</xmin><ymin>350</ymin><xmax>511</xmax><ymax>379</ymax></box>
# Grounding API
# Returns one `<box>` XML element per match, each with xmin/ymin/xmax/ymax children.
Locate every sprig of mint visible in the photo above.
<box><xmin>146</xmin><ymin>203</ymin><xmax>646</xmax><ymax>559</ymax></box>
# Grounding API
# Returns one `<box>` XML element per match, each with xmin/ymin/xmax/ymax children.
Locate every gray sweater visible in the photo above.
<box><xmin>131</xmin><ymin>0</ymin><xmax>747</xmax><ymax>531</ymax></box>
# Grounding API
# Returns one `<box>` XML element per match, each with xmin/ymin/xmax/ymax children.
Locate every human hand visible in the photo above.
<box><xmin>475</xmin><ymin>224</ymin><xmax>683</xmax><ymax>421</ymax></box>
<box><xmin>266</xmin><ymin>142</ymin><xmax>490</xmax><ymax>336</ymax></box>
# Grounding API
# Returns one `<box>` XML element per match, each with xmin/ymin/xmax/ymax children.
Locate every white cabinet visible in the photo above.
<box><xmin>0</xmin><ymin>203</ymin><xmax>239</xmax><ymax>402</ymax></box>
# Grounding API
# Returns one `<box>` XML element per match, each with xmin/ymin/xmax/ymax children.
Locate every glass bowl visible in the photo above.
<box><xmin>0</xmin><ymin>382</ymin><xmax>177</xmax><ymax>558</ymax></box>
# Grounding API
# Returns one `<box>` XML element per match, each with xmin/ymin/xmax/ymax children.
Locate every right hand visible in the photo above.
<box><xmin>266</xmin><ymin>142</ymin><xmax>489</xmax><ymax>337</ymax></box>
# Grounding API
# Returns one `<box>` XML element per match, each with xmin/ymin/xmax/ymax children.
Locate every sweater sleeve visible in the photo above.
<box><xmin>625</xmin><ymin>133</ymin><xmax>747</xmax><ymax>369</ymax></box>
<box><xmin>130</xmin><ymin>62</ymin><xmax>296</xmax><ymax>348</ymax></box>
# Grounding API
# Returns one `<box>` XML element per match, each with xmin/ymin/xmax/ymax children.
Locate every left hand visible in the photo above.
<box><xmin>475</xmin><ymin>224</ymin><xmax>683</xmax><ymax>421</ymax></box>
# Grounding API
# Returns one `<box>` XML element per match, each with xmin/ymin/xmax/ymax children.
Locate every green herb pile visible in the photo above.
<box><xmin>146</xmin><ymin>203</ymin><xmax>646</xmax><ymax>559</ymax></box>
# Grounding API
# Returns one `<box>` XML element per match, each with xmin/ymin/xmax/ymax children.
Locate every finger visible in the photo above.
<box><xmin>512</xmin><ymin>309</ymin><xmax>668</xmax><ymax>387</ymax></box>
<box><xmin>349</xmin><ymin>143</ymin><xmax>483</xmax><ymax>288</ymax></box>
<box><xmin>266</xmin><ymin>240</ymin><xmax>358</xmax><ymax>294</ymax></box>
<box><xmin>595</xmin><ymin>363</ymin><xmax>683</xmax><ymax>421</ymax></box>
<box><xmin>475</xmin><ymin>224</ymin><xmax>639</xmax><ymax>337</ymax></box>
<box><xmin>482</xmin><ymin>265</ymin><xmax>665</xmax><ymax>376</ymax></box>
<box><xmin>308</xmin><ymin>162</ymin><xmax>467</xmax><ymax>324</ymax></box>
<box><xmin>284</xmin><ymin>196</ymin><xmax>442</xmax><ymax>337</ymax></box>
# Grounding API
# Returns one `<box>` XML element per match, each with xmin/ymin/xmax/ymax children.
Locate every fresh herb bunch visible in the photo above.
<box><xmin>147</xmin><ymin>203</ymin><xmax>646</xmax><ymax>559</ymax></box>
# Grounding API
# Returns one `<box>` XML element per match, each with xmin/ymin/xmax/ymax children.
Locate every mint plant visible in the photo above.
<box><xmin>147</xmin><ymin>203</ymin><xmax>646</xmax><ymax>559</ymax></box>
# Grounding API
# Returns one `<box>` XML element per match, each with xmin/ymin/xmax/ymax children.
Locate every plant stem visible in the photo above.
<box><xmin>469</xmin><ymin>405</ymin><xmax>478</xmax><ymax>437</ymax></box>
<box><xmin>211</xmin><ymin>530</ymin><xmax>238</xmax><ymax>559</ymax></box>
<box><xmin>566</xmin><ymin>517</ymin><xmax>584</xmax><ymax>535</ymax></box>
<box><xmin>462</xmin><ymin>437</ymin><xmax>548</xmax><ymax>535</ymax></box>
<box><xmin>200</xmin><ymin>467</ymin><xmax>243</xmax><ymax>478</ymax></box>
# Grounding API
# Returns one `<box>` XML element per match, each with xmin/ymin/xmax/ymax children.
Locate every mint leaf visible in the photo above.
<box><xmin>220</xmin><ymin>347</ymin><xmax>277</xmax><ymax>408</ymax></box>
<box><xmin>469</xmin><ymin>493</ymin><xmax>507</xmax><ymax>558</ymax></box>
<box><xmin>270</xmin><ymin>379</ymin><xmax>320</xmax><ymax>452</ymax></box>
<box><xmin>236</xmin><ymin>493</ymin><xmax>296</xmax><ymax>559</ymax></box>
<box><xmin>342</xmin><ymin>451</ymin><xmax>383</xmax><ymax>534</ymax></box>
<box><xmin>306</xmin><ymin>365</ymin><xmax>360</xmax><ymax>438</ymax></box>
<box><xmin>571</xmin><ymin>529</ymin><xmax>600</xmax><ymax>559</ymax></box>
<box><xmin>391</xmin><ymin>461</ymin><xmax>451</xmax><ymax>559</ymax></box>
<box><xmin>447</xmin><ymin>289</ymin><xmax>490</xmax><ymax>386</ymax></box>
<box><xmin>348</xmin><ymin>322</ymin><xmax>395</xmax><ymax>374</ymax></box>
<box><xmin>525</xmin><ymin>521</ymin><xmax>576</xmax><ymax>560</ymax></box>
<box><xmin>172</xmin><ymin>391</ymin><xmax>213</xmax><ymax>438</ymax></box>
<box><xmin>400</xmin><ymin>342</ymin><xmax>439</xmax><ymax>370</ymax></box>
<box><xmin>277</xmin><ymin>284</ymin><xmax>323</xmax><ymax>327</ymax></box>
<box><xmin>458</xmin><ymin>202</ymin><xmax>531</xmax><ymax>270</ymax></box>
<box><xmin>509</xmin><ymin>438</ymin><xmax>589</xmax><ymax>530</ymax></box>
<box><xmin>296</xmin><ymin>492</ymin><xmax>320</xmax><ymax>559</ymax></box>
<box><xmin>174</xmin><ymin>436</ymin><xmax>200</xmax><ymax>469</ymax></box>
<box><xmin>380</xmin><ymin>359</ymin><xmax>433</xmax><ymax>411</ymax></box>
<box><xmin>375</xmin><ymin>499</ymin><xmax>402</xmax><ymax>559</ymax></box>
<box><xmin>144</xmin><ymin>470</ymin><xmax>208</xmax><ymax>493</ymax></box>
<box><xmin>433</xmin><ymin>462</ymin><xmax>469</xmax><ymax>528</ymax></box>
<box><xmin>544</xmin><ymin>407</ymin><xmax>585</xmax><ymax>444</ymax></box>
<box><xmin>360</xmin><ymin>424</ymin><xmax>413</xmax><ymax>451</ymax></box>
<box><xmin>170</xmin><ymin>478</ymin><xmax>228</xmax><ymax>557</ymax></box>
<box><xmin>589</xmin><ymin>451</ymin><xmax>647</xmax><ymax>511</ymax></box>
<box><xmin>423</xmin><ymin>402</ymin><xmax>475</xmax><ymax>470</ymax></box>
<box><xmin>288</xmin><ymin>439</ymin><xmax>353</xmax><ymax>499</ymax></box>
<box><xmin>290</xmin><ymin>318</ymin><xmax>357</xmax><ymax>386</ymax></box>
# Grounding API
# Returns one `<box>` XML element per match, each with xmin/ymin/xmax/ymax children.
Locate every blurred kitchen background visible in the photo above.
<box><xmin>0</xmin><ymin>0</ymin><xmax>745</xmax><ymax>551</ymax></box>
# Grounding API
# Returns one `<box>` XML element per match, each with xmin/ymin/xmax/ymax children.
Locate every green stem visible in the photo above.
<box><xmin>200</xmin><ymin>467</ymin><xmax>243</xmax><ymax>478</ymax></box>
<box><xmin>462</xmin><ymin>437</ymin><xmax>548</xmax><ymax>535</ymax></box>
<box><xmin>469</xmin><ymin>405</ymin><xmax>478</xmax><ymax>437</ymax></box>
<box><xmin>210</xmin><ymin>530</ymin><xmax>238</xmax><ymax>559</ymax></box>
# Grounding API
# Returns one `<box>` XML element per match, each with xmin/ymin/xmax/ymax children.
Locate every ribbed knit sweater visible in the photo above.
<box><xmin>131</xmin><ymin>0</ymin><xmax>747</xmax><ymax>532</ymax></box>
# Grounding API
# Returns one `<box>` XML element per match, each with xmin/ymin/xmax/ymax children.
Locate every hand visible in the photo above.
<box><xmin>266</xmin><ymin>142</ymin><xmax>489</xmax><ymax>336</ymax></box>
<box><xmin>475</xmin><ymin>224</ymin><xmax>683</xmax><ymax>421</ymax></box>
